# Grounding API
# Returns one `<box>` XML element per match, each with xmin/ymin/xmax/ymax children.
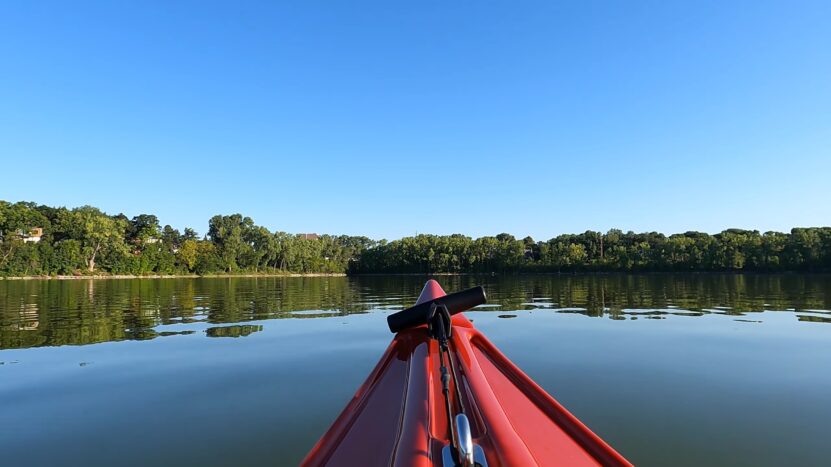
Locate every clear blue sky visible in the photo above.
<box><xmin>1</xmin><ymin>1</ymin><xmax>829</xmax><ymax>240</ymax></box>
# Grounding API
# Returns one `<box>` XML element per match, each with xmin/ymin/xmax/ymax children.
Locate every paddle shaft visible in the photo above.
<box><xmin>387</xmin><ymin>286</ymin><xmax>486</xmax><ymax>333</ymax></box>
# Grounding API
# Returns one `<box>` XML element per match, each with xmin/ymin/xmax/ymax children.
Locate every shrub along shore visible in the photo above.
<box><xmin>1</xmin><ymin>201</ymin><xmax>830</xmax><ymax>277</ymax></box>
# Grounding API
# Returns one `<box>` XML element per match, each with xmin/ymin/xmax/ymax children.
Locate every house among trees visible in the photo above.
<box><xmin>300</xmin><ymin>233</ymin><xmax>319</xmax><ymax>240</ymax></box>
<box><xmin>20</xmin><ymin>227</ymin><xmax>43</xmax><ymax>243</ymax></box>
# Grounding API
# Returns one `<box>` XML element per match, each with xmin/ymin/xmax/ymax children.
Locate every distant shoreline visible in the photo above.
<box><xmin>0</xmin><ymin>273</ymin><xmax>347</xmax><ymax>280</ymax></box>
<box><xmin>2</xmin><ymin>271</ymin><xmax>828</xmax><ymax>280</ymax></box>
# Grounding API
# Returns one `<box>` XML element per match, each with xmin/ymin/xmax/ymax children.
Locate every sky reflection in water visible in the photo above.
<box><xmin>1</xmin><ymin>274</ymin><xmax>830</xmax><ymax>466</ymax></box>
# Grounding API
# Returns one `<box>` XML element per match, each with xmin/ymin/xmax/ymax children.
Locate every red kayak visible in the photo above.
<box><xmin>303</xmin><ymin>280</ymin><xmax>631</xmax><ymax>466</ymax></box>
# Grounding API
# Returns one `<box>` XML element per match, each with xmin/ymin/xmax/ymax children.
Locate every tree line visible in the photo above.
<box><xmin>1</xmin><ymin>200</ymin><xmax>830</xmax><ymax>276</ymax></box>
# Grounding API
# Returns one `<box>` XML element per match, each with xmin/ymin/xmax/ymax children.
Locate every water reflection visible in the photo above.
<box><xmin>1</xmin><ymin>274</ymin><xmax>830</xmax><ymax>349</ymax></box>
<box><xmin>206</xmin><ymin>325</ymin><xmax>263</xmax><ymax>338</ymax></box>
<box><xmin>797</xmin><ymin>315</ymin><xmax>831</xmax><ymax>323</ymax></box>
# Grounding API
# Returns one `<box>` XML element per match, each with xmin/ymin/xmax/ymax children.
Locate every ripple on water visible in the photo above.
<box><xmin>286</xmin><ymin>310</ymin><xmax>360</xmax><ymax>319</ymax></box>
<box><xmin>551</xmin><ymin>307</ymin><xmax>588</xmax><ymax>313</ymax></box>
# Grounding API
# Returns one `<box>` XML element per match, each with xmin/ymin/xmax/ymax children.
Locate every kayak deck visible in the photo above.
<box><xmin>303</xmin><ymin>281</ymin><xmax>631</xmax><ymax>466</ymax></box>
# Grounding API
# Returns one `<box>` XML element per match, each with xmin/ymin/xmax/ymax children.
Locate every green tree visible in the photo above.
<box><xmin>57</xmin><ymin>206</ymin><xmax>128</xmax><ymax>272</ymax></box>
<box><xmin>207</xmin><ymin>214</ymin><xmax>253</xmax><ymax>272</ymax></box>
<box><xmin>177</xmin><ymin>239</ymin><xmax>199</xmax><ymax>272</ymax></box>
<box><xmin>128</xmin><ymin>214</ymin><xmax>161</xmax><ymax>244</ymax></box>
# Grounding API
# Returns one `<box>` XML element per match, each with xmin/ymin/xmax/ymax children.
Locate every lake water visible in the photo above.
<box><xmin>1</xmin><ymin>274</ymin><xmax>830</xmax><ymax>466</ymax></box>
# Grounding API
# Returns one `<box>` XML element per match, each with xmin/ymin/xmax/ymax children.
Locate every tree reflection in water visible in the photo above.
<box><xmin>1</xmin><ymin>274</ymin><xmax>830</xmax><ymax>349</ymax></box>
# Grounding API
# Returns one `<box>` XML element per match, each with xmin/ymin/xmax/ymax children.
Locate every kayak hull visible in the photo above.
<box><xmin>303</xmin><ymin>280</ymin><xmax>631</xmax><ymax>466</ymax></box>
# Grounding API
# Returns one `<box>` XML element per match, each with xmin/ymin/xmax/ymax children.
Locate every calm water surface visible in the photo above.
<box><xmin>1</xmin><ymin>275</ymin><xmax>830</xmax><ymax>466</ymax></box>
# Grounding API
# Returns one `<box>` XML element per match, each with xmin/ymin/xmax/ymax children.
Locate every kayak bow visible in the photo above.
<box><xmin>302</xmin><ymin>280</ymin><xmax>632</xmax><ymax>467</ymax></box>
